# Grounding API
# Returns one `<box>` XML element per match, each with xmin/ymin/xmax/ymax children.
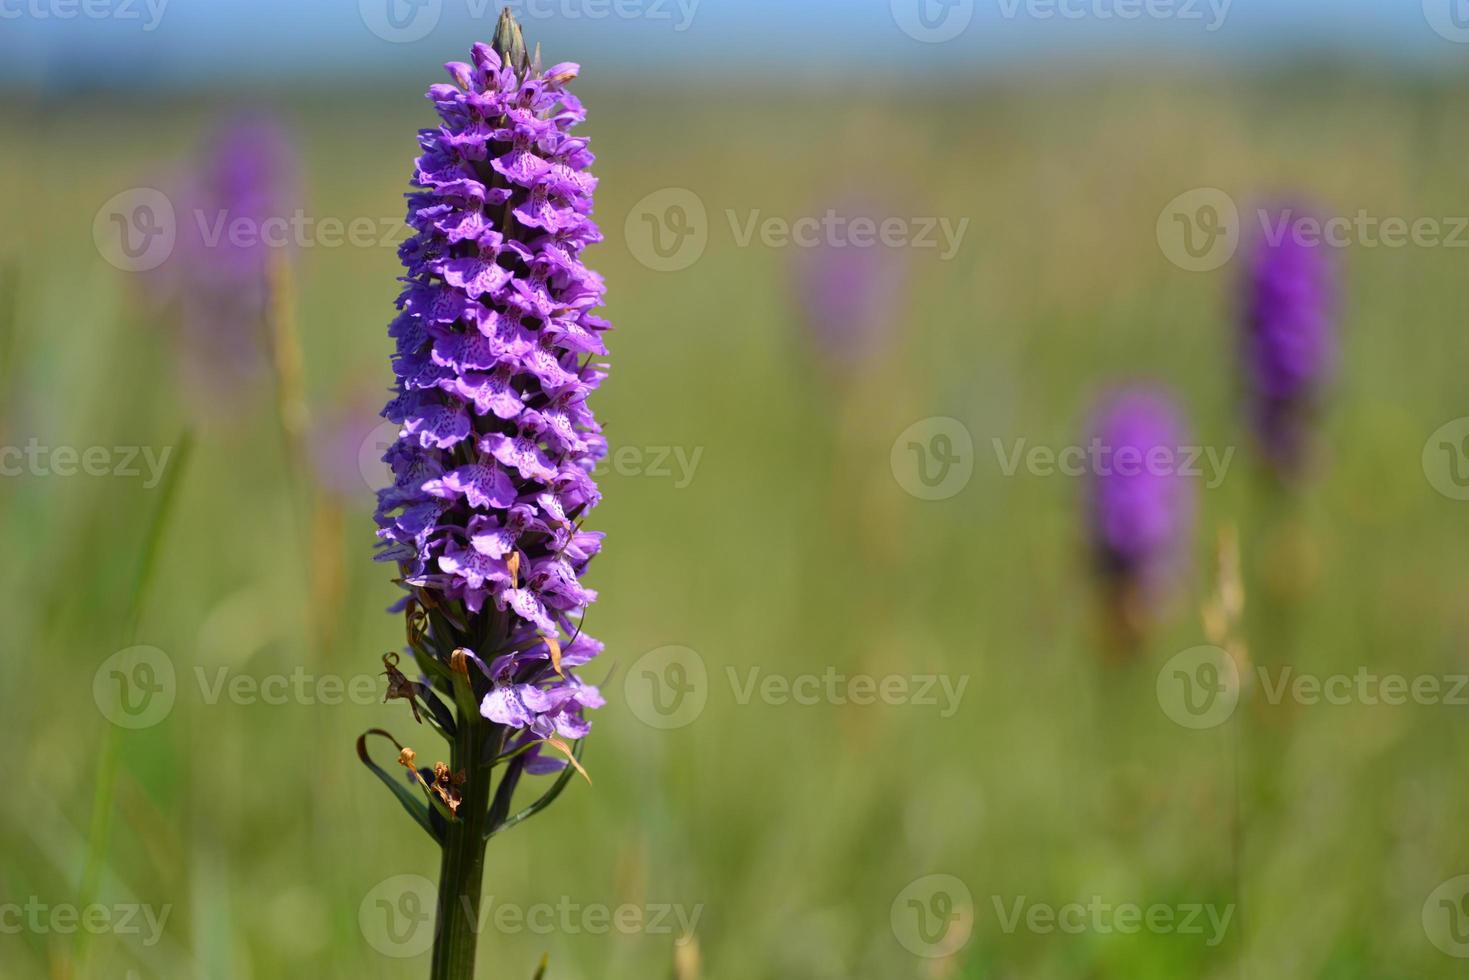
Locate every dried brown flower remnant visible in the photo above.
<box><xmin>432</xmin><ymin>762</ymin><xmax>468</xmax><ymax>815</ymax></box>
<box><xmin>382</xmin><ymin>651</ymin><xmax>423</xmax><ymax>723</ymax></box>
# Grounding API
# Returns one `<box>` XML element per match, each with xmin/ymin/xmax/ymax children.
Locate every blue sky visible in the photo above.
<box><xmin>0</xmin><ymin>0</ymin><xmax>1462</xmax><ymax>89</ymax></box>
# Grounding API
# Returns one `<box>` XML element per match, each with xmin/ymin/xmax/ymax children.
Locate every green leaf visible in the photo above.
<box><xmin>356</xmin><ymin>729</ymin><xmax>440</xmax><ymax>842</ymax></box>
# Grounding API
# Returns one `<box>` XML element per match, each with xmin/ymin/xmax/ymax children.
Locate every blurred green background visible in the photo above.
<box><xmin>3</xmin><ymin>34</ymin><xmax>1469</xmax><ymax>980</ymax></box>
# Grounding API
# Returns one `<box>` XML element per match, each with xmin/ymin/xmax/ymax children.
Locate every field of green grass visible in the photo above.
<box><xmin>3</xmin><ymin>64</ymin><xmax>1469</xmax><ymax>978</ymax></box>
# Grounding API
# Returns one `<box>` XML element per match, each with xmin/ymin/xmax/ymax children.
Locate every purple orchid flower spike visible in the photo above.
<box><xmin>358</xmin><ymin>12</ymin><xmax>609</xmax><ymax>979</ymax></box>
<box><xmin>1085</xmin><ymin>385</ymin><xmax>1196</xmax><ymax>656</ymax></box>
<box><xmin>1240</xmin><ymin>202</ymin><xmax>1336</xmax><ymax>481</ymax></box>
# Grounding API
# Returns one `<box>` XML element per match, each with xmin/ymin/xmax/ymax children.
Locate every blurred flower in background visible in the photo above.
<box><xmin>789</xmin><ymin>199</ymin><xmax>910</xmax><ymax>377</ymax></box>
<box><xmin>1239</xmin><ymin>202</ymin><xmax>1335</xmax><ymax>482</ymax></box>
<box><xmin>785</xmin><ymin>199</ymin><xmax>917</xmax><ymax>660</ymax></box>
<box><xmin>1085</xmin><ymin>385</ymin><xmax>1196</xmax><ymax>654</ymax></box>
<box><xmin>309</xmin><ymin>380</ymin><xmax>388</xmax><ymax>508</ymax></box>
<box><xmin>149</xmin><ymin>114</ymin><xmax>302</xmax><ymax>414</ymax></box>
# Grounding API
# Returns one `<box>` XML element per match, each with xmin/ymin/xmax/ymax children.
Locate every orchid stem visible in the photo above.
<box><xmin>430</xmin><ymin>707</ymin><xmax>495</xmax><ymax>980</ymax></box>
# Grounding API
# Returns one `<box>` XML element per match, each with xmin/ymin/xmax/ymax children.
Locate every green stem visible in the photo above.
<box><xmin>431</xmin><ymin>711</ymin><xmax>495</xmax><ymax>980</ymax></box>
